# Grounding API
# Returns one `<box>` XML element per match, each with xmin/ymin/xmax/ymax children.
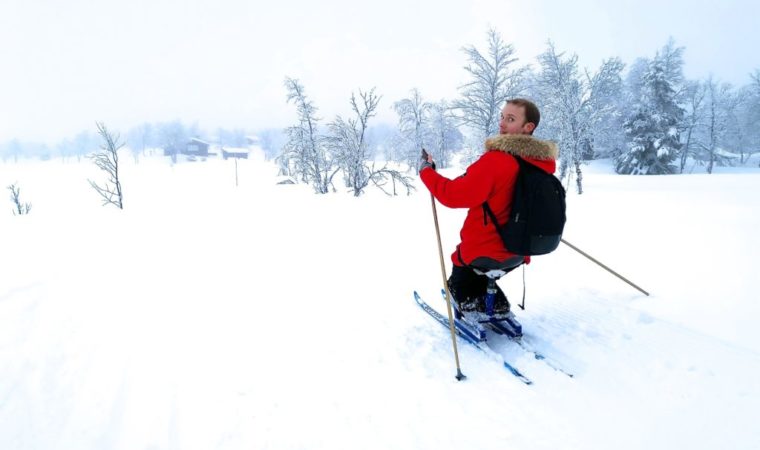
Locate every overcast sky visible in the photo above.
<box><xmin>1</xmin><ymin>0</ymin><xmax>758</xmax><ymax>144</ymax></box>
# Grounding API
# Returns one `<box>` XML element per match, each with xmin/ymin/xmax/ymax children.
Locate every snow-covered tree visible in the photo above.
<box><xmin>72</xmin><ymin>131</ymin><xmax>96</xmax><ymax>162</ymax></box>
<box><xmin>679</xmin><ymin>80</ymin><xmax>707</xmax><ymax>173</ymax></box>
<box><xmin>534</xmin><ymin>42</ymin><xmax>624</xmax><ymax>193</ymax></box>
<box><xmin>327</xmin><ymin>89</ymin><xmax>414</xmax><ymax>196</ymax></box>
<box><xmin>57</xmin><ymin>138</ymin><xmax>74</xmax><ymax>162</ymax></box>
<box><xmin>216</xmin><ymin>128</ymin><xmax>247</xmax><ymax>148</ymax></box>
<box><xmin>127</xmin><ymin>123</ymin><xmax>154</xmax><ymax>162</ymax></box>
<box><xmin>428</xmin><ymin>100</ymin><xmax>462</xmax><ymax>169</ymax></box>
<box><xmin>741</xmin><ymin>70</ymin><xmax>760</xmax><ymax>165</ymax></box>
<box><xmin>616</xmin><ymin>41</ymin><xmax>686</xmax><ymax>175</ymax></box>
<box><xmin>55</xmin><ymin>130</ymin><xmax>94</xmax><ymax>163</ymax></box>
<box><xmin>454</xmin><ymin>29</ymin><xmax>527</xmax><ymax>162</ymax></box>
<box><xmin>699</xmin><ymin>78</ymin><xmax>739</xmax><ymax>173</ymax></box>
<box><xmin>281</xmin><ymin>77</ymin><xmax>337</xmax><ymax>194</ymax></box>
<box><xmin>8</xmin><ymin>140</ymin><xmax>22</xmax><ymax>163</ymax></box>
<box><xmin>258</xmin><ymin>128</ymin><xmax>286</xmax><ymax>161</ymax></box>
<box><xmin>364</xmin><ymin>123</ymin><xmax>396</xmax><ymax>161</ymax></box>
<box><xmin>393</xmin><ymin>88</ymin><xmax>432</xmax><ymax>171</ymax></box>
<box><xmin>724</xmin><ymin>98</ymin><xmax>750</xmax><ymax>165</ymax></box>
<box><xmin>156</xmin><ymin>120</ymin><xmax>191</xmax><ymax>164</ymax></box>
<box><xmin>0</xmin><ymin>141</ymin><xmax>14</xmax><ymax>162</ymax></box>
<box><xmin>328</xmin><ymin>89</ymin><xmax>380</xmax><ymax>195</ymax></box>
<box><xmin>624</xmin><ymin>58</ymin><xmax>650</xmax><ymax>107</ymax></box>
<box><xmin>6</xmin><ymin>141</ymin><xmax>51</xmax><ymax>161</ymax></box>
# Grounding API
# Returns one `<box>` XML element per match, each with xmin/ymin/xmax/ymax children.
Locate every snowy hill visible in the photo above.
<box><xmin>1</xmin><ymin>154</ymin><xmax>759</xmax><ymax>450</ymax></box>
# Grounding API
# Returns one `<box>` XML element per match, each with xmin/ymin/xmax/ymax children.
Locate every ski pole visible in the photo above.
<box><xmin>429</xmin><ymin>192</ymin><xmax>467</xmax><ymax>381</ymax></box>
<box><xmin>421</xmin><ymin>149</ymin><xmax>466</xmax><ymax>381</ymax></box>
<box><xmin>561</xmin><ymin>238</ymin><xmax>650</xmax><ymax>296</ymax></box>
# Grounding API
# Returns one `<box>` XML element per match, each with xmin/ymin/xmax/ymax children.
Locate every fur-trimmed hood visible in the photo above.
<box><xmin>484</xmin><ymin>134</ymin><xmax>558</xmax><ymax>161</ymax></box>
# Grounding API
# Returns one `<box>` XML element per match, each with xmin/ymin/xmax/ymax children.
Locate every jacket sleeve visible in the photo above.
<box><xmin>420</xmin><ymin>154</ymin><xmax>496</xmax><ymax>209</ymax></box>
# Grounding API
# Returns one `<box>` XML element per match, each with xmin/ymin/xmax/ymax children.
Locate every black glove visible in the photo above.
<box><xmin>419</xmin><ymin>149</ymin><xmax>436</xmax><ymax>172</ymax></box>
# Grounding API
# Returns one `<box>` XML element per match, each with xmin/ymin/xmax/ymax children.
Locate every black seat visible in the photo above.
<box><xmin>469</xmin><ymin>256</ymin><xmax>524</xmax><ymax>273</ymax></box>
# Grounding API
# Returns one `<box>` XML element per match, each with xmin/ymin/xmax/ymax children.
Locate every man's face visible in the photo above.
<box><xmin>499</xmin><ymin>103</ymin><xmax>535</xmax><ymax>135</ymax></box>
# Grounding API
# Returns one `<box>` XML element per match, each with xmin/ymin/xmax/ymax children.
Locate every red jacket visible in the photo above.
<box><xmin>420</xmin><ymin>134</ymin><xmax>558</xmax><ymax>267</ymax></box>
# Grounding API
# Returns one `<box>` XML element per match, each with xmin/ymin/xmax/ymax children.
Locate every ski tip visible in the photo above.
<box><xmin>503</xmin><ymin>362</ymin><xmax>533</xmax><ymax>385</ymax></box>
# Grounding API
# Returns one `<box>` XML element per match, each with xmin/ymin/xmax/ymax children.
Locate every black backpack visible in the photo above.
<box><xmin>483</xmin><ymin>155</ymin><xmax>566</xmax><ymax>256</ymax></box>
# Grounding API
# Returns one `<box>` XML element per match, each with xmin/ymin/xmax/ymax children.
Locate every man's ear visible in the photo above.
<box><xmin>523</xmin><ymin>122</ymin><xmax>536</xmax><ymax>134</ymax></box>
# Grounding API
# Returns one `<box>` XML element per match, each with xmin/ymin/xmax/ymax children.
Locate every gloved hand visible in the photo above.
<box><xmin>419</xmin><ymin>149</ymin><xmax>436</xmax><ymax>172</ymax></box>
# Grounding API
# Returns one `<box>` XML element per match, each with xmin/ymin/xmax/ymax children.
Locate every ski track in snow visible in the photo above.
<box><xmin>1</xmin><ymin>155</ymin><xmax>759</xmax><ymax>450</ymax></box>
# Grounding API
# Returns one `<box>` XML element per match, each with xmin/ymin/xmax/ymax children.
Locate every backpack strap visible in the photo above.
<box><xmin>512</xmin><ymin>154</ymin><xmax>528</xmax><ymax>167</ymax></box>
<box><xmin>482</xmin><ymin>201</ymin><xmax>499</xmax><ymax>228</ymax></box>
<box><xmin>519</xmin><ymin>264</ymin><xmax>527</xmax><ymax>310</ymax></box>
<box><xmin>456</xmin><ymin>246</ymin><xmax>467</xmax><ymax>267</ymax></box>
<box><xmin>481</xmin><ymin>153</ymin><xmax>525</xmax><ymax>230</ymax></box>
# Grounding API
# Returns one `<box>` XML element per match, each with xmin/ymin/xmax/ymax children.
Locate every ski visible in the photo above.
<box><xmin>487</xmin><ymin>321</ymin><xmax>574</xmax><ymax>378</ymax></box>
<box><xmin>414</xmin><ymin>291</ymin><xmax>533</xmax><ymax>385</ymax></box>
<box><xmin>517</xmin><ymin>341</ymin><xmax>574</xmax><ymax>377</ymax></box>
<box><xmin>439</xmin><ymin>289</ymin><xmax>574</xmax><ymax>378</ymax></box>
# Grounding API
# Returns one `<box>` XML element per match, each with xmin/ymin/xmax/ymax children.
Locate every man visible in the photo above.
<box><xmin>419</xmin><ymin>98</ymin><xmax>558</xmax><ymax>317</ymax></box>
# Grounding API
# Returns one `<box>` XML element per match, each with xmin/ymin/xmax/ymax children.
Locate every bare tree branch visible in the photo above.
<box><xmin>393</xmin><ymin>88</ymin><xmax>432</xmax><ymax>171</ymax></box>
<box><xmin>7</xmin><ymin>183</ymin><xmax>31</xmax><ymax>215</ymax></box>
<box><xmin>453</xmin><ymin>28</ymin><xmax>527</xmax><ymax>151</ymax></box>
<box><xmin>88</xmin><ymin>122</ymin><xmax>124</xmax><ymax>209</ymax></box>
<box><xmin>327</xmin><ymin>88</ymin><xmax>393</xmax><ymax>196</ymax></box>
<box><xmin>368</xmin><ymin>166</ymin><xmax>415</xmax><ymax>196</ymax></box>
<box><xmin>282</xmin><ymin>77</ymin><xmax>336</xmax><ymax>193</ymax></box>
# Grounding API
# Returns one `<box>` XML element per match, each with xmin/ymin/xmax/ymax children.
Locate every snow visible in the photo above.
<box><xmin>1</xmin><ymin>153</ymin><xmax>759</xmax><ymax>450</ymax></box>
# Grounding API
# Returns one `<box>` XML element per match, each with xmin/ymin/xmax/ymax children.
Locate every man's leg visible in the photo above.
<box><xmin>491</xmin><ymin>286</ymin><xmax>511</xmax><ymax>316</ymax></box>
<box><xmin>449</xmin><ymin>264</ymin><xmax>512</xmax><ymax>316</ymax></box>
<box><xmin>447</xmin><ymin>265</ymin><xmax>488</xmax><ymax>312</ymax></box>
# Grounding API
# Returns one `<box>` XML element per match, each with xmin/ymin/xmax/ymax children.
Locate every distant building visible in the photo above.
<box><xmin>222</xmin><ymin>147</ymin><xmax>250</xmax><ymax>160</ymax></box>
<box><xmin>163</xmin><ymin>138</ymin><xmax>210</xmax><ymax>158</ymax></box>
<box><xmin>185</xmin><ymin>138</ymin><xmax>210</xmax><ymax>157</ymax></box>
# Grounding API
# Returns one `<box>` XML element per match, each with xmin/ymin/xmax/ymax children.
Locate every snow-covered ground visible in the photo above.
<box><xmin>1</xmin><ymin>151</ymin><xmax>758</xmax><ymax>450</ymax></box>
